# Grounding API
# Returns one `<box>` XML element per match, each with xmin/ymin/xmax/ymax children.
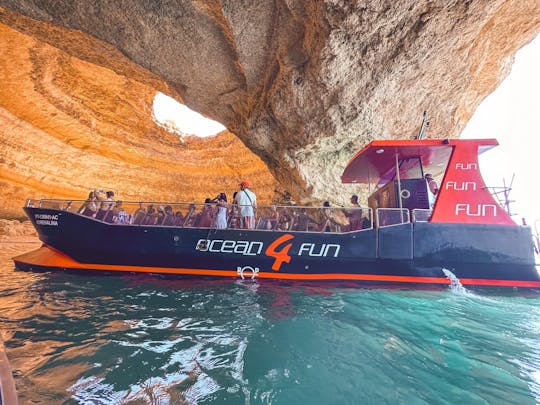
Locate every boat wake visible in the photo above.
<box><xmin>442</xmin><ymin>268</ymin><xmax>470</xmax><ymax>295</ymax></box>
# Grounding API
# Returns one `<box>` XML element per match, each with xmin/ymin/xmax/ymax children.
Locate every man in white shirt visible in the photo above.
<box><xmin>235</xmin><ymin>181</ymin><xmax>257</xmax><ymax>229</ymax></box>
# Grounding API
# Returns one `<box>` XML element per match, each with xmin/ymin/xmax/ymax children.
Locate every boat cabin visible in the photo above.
<box><xmin>341</xmin><ymin>138</ymin><xmax>516</xmax><ymax>226</ymax></box>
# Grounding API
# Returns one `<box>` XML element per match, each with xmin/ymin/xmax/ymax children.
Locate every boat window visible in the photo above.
<box><xmin>399</xmin><ymin>158</ymin><xmax>423</xmax><ymax>179</ymax></box>
<box><xmin>378</xmin><ymin>157</ymin><xmax>424</xmax><ymax>186</ymax></box>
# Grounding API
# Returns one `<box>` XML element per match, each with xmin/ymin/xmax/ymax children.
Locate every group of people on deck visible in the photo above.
<box><xmin>75</xmin><ymin>181</ymin><xmax>259</xmax><ymax>229</ymax></box>
<box><xmin>187</xmin><ymin>181</ymin><xmax>258</xmax><ymax>229</ymax></box>
<box><xmin>77</xmin><ymin>189</ymin><xmax>129</xmax><ymax>224</ymax></box>
<box><xmin>73</xmin><ymin>174</ymin><xmax>438</xmax><ymax>230</ymax></box>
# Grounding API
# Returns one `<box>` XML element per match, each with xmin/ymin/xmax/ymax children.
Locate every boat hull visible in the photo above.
<box><xmin>14</xmin><ymin>208</ymin><xmax>540</xmax><ymax>289</ymax></box>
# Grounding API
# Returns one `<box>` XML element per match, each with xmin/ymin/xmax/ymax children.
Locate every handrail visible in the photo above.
<box><xmin>25</xmin><ymin>198</ymin><xmax>374</xmax><ymax>233</ymax></box>
<box><xmin>376</xmin><ymin>208</ymin><xmax>410</xmax><ymax>227</ymax></box>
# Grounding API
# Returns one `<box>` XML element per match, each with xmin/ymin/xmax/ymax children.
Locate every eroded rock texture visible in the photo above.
<box><xmin>0</xmin><ymin>8</ymin><xmax>279</xmax><ymax>218</ymax></box>
<box><xmin>0</xmin><ymin>1</ymin><xmax>539</xmax><ymax>219</ymax></box>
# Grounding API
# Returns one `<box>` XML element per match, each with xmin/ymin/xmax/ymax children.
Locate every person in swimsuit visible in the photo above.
<box><xmin>79</xmin><ymin>191</ymin><xmax>98</xmax><ymax>217</ymax></box>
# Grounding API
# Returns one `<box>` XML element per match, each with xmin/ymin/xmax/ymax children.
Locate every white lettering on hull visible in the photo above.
<box><xmin>197</xmin><ymin>239</ymin><xmax>263</xmax><ymax>256</ymax></box>
<box><xmin>298</xmin><ymin>243</ymin><xmax>341</xmax><ymax>257</ymax></box>
<box><xmin>455</xmin><ymin>203</ymin><xmax>497</xmax><ymax>217</ymax></box>
<box><xmin>455</xmin><ymin>163</ymin><xmax>478</xmax><ymax>170</ymax></box>
<box><xmin>34</xmin><ymin>214</ymin><xmax>59</xmax><ymax>226</ymax></box>
<box><xmin>445</xmin><ymin>181</ymin><xmax>477</xmax><ymax>191</ymax></box>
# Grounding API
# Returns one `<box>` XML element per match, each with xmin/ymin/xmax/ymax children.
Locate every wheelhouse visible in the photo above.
<box><xmin>341</xmin><ymin>138</ymin><xmax>515</xmax><ymax>226</ymax></box>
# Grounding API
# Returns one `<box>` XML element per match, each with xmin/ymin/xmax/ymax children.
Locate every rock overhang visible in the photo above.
<box><xmin>0</xmin><ymin>1</ymin><xmax>538</xmax><ymax>218</ymax></box>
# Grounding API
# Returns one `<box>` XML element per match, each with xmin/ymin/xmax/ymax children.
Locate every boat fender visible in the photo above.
<box><xmin>400</xmin><ymin>189</ymin><xmax>411</xmax><ymax>199</ymax></box>
<box><xmin>237</xmin><ymin>266</ymin><xmax>259</xmax><ymax>280</ymax></box>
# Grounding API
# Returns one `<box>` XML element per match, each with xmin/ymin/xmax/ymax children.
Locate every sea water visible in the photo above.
<box><xmin>1</xmin><ymin>243</ymin><xmax>540</xmax><ymax>404</ymax></box>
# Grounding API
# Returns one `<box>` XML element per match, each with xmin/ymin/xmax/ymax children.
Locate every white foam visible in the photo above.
<box><xmin>442</xmin><ymin>268</ymin><xmax>470</xmax><ymax>295</ymax></box>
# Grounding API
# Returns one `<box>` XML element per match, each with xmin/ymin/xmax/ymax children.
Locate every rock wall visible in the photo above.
<box><xmin>0</xmin><ymin>11</ymin><xmax>279</xmax><ymax>219</ymax></box>
<box><xmin>0</xmin><ymin>1</ymin><xmax>539</xmax><ymax>218</ymax></box>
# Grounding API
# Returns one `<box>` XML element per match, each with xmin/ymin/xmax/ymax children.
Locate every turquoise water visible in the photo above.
<box><xmin>1</xmin><ymin>243</ymin><xmax>540</xmax><ymax>404</ymax></box>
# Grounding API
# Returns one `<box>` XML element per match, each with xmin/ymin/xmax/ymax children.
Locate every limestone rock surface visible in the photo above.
<box><xmin>0</xmin><ymin>1</ymin><xmax>539</xmax><ymax>218</ymax></box>
<box><xmin>0</xmin><ymin>219</ymin><xmax>37</xmax><ymax>242</ymax></box>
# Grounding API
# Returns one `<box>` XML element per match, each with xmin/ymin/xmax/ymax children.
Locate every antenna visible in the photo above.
<box><xmin>487</xmin><ymin>174</ymin><xmax>515</xmax><ymax>216</ymax></box>
<box><xmin>416</xmin><ymin>111</ymin><xmax>430</xmax><ymax>140</ymax></box>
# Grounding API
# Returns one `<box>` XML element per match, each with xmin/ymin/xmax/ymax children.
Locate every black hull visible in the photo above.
<box><xmin>14</xmin><ymin>208</ymin><xmax>540</xmax><ymax>288</ymax></box>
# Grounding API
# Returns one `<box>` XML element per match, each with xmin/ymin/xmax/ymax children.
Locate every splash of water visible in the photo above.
<box><xmin>442</xmin><ymin>268</ymin><xmax>469</xmax><ymax>295</ymax></box>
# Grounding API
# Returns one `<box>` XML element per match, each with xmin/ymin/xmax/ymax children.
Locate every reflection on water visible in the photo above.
<box><xmin>1</xmin><ymin>243</ymin><xmax>540</xmax><ymax>404</ymax></box>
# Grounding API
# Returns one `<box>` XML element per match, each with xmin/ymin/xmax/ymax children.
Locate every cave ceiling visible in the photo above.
<box><xmin>0</xmin><ymin>1</ymin><xmax>538</xmax><ymax>218</ymax></box>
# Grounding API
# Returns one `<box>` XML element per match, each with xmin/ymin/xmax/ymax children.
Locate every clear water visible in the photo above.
<box><xmin>1</xmin><ymin>243</ymin><xmax>540</xmax><ymax>404</ymax></box>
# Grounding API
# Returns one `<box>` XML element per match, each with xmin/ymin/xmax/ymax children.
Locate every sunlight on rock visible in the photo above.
<box><xmin>152</xmin><ymin>93</ymin><xmax>226</xmax><ymax>138</ymax></box>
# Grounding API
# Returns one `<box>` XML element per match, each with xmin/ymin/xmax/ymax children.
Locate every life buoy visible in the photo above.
<box><xmin>400</xmin><ymin>189</ymin><xmax>411</xmax><ymax>199</ymax></box>
<box><xmin>237</xmin><ymin>266</ymin><xmax>259</xmax><ymax>280</ymax></box>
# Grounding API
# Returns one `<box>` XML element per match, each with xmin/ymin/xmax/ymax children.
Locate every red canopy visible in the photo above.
<box><xmin>341</xmin><ymin>139</ymin><xmax>498</xmax><ymax>184</ymax></box>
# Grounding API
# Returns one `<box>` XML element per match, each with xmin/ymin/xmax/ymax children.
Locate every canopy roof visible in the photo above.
<box><xmin>341</xmin><ymin>139</ymin><xmax>498</xmax><ymax>184</ymax></box>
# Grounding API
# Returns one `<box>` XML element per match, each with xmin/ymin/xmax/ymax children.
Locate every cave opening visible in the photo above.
<box><xmin>152</xmin><ymin>93</ymin><xmax>226</xmax><ymax>138</ymax></box>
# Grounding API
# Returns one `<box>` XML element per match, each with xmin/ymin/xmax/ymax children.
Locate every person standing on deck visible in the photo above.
<box><xmin>213</xmin><ymin>193</ymin><xmax>228</xmax><ymax>229</ymax></box>
<box><xmin>345</xmin><ymin>194</ymin><xmax>364</xmax><ymax>231</ymax></box>
<box><xmin>425</xmin><ymin>173</ymin><xmax>438</xmax><ymax>208</ymax></box>
<box><xmin>235</xmin><ymin>181</ymin><xmax>257</xmax><ymax>229</ymax></box>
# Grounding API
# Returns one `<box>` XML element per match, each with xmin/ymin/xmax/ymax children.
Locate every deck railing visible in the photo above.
<box><xmin>26</xmin><ymin>199</ymin><xmax>440</xmax><ymax>231</ymax></box>
<box><xmin>25</xmin><ymin>199</ymin><xmax>375</xmax><ymax>233</ymax></box>
<box><xmin>412</xmin><ymin>209</ymin><xmax>432</xmax><ymax>223</ymax></box>
<box><xmin>376</xmin><ymin>208</ymin><xmax>410</xmax><ymax>227</ymax></box>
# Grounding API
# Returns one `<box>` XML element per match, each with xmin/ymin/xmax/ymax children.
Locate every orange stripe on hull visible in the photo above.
<box><xmin>13</xmin><ymin>245</ymin><xmax>238</xmax><ymax>277</ymax></box>
<box><xmin>12</xmin><ymin>246</ymin><xmax>540</xmax><ymax>288</ymax></box>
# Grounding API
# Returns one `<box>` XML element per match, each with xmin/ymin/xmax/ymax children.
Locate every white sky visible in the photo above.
<box><xmin>153</xmin><ymin>93</ymin><xmax>225</xmax><ymax>137</ymax></box>
<box><xmin>461</xmin><ymin>34</ymin><xmax>540</xmax><ymax>228</ymax></box>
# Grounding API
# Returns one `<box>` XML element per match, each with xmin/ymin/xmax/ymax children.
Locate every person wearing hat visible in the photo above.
<box><xmin>425</xmin><ymin>173</ymin><xmax>438</xmax><ymax>208</ymax></box>
<box><xmin>234</xmin><ymin>181</ymin><xmax>257</xmax><ymax>229</ymax></box>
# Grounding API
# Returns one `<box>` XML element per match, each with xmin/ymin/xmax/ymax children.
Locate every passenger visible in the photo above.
<box><xmin>196</xmin><ymin>198</ymin><xmax>214</xmax><ymax>227</ymax></box>
<box><xmin>345</xmin><ymin>194</ymin><xmax>363</xmax><ymax>231</ymax></box>
<box><xmin>144</xmin><ymin>204</ymin><xmax>157</xmax><ymax>225</ymax></box>
<box><xmin>78</xmin><ymin>191</ymin><xmax>98</xmax><ymax>217</ymax></box>
<box><xmin>174</xmin><ymin>210</ymin><xmax>185</xmax><ymax>226</ymax></box>
<box><xmin>162</xmin><ymin>205</ymin><xmax>176</xmax><ymax>226</ymax></box>
<box><xmin>107</xmin><ymin>200</ymin><xmax>121</xmax><ymax>223</ymax></box>
<box><xmin>132</xmin><ymin>202</ymin><xmax>147</xmax><ymax>225</ymax></box>
<box><xmin>64</xmin><ymin>201</ymin><xmax>74</xmax><ymax>212</ymax></box>
<box><xmin>156</xmin><ymin>205</ymin><xmax>166</xmax><ymax>225</ymax></box>
<box><xmin>321</xmin><ymin>201</ymin><xmax>339</xmax><ymax>232</ymax></box>
<box><xmin>425</xmin><ymin>173</ymin><xmax>438</xmax><ymax>195</ymax></box>
<box><xmin>112</xmin><ymin>201</ymin><xmax>130</xmax><ymax>224</ymax></box>
<box><xmin>235</xmin><ymin>181</ymin><xmax>257</xmax><ymax>229</ymax></box>
<box><xmin>213</xmin><ymin>193</ymin><xmax>228</xmax><ymax>229</ymax></box>
<box><xmin>293</xmin><ymin>208</ymin><xmax>317</xmax><ymax>231</ymax></box>
<box><xmin>262</xmin><ymin>205</ymin><xmax>280</xmax><ymax>230</ymax></box>
<box><xmin>183</xmin><ymin>204</ymin><xmax>197</xmax><ymax>227</ymax></box>
<box><xmin>96</xmin><ymin>190</ymin><xmax>115</xmax><ymax>221</ymax></box>
<box><xmin>228</xmin><ymin>192</ymin><xmax>241</xmax><ymax>228</ymax></box>
<box><xmin>425</xmin><ymin>173</ymin><xmax>438</xmax><ymax>208</ymax></box>
<box><xmin>276</xmin><ymin>207</ymin><xmax>293</xmax><ymax>231</ymax></box>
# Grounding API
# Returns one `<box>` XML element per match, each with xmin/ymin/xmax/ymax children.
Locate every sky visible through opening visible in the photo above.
<box><xmin>153</xmin><ymin>93</ymin><xmax>226</xmax><ymax>137</ymax></box>
<box><xmin>153</xmin><ymin>35</ymin><xmax>539</xmax><ymax>230</ymax></box>
<box><xmin>461</xmin><ymin>34</ymin><xmax>539</xmax><ymax>228</ymax></box>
